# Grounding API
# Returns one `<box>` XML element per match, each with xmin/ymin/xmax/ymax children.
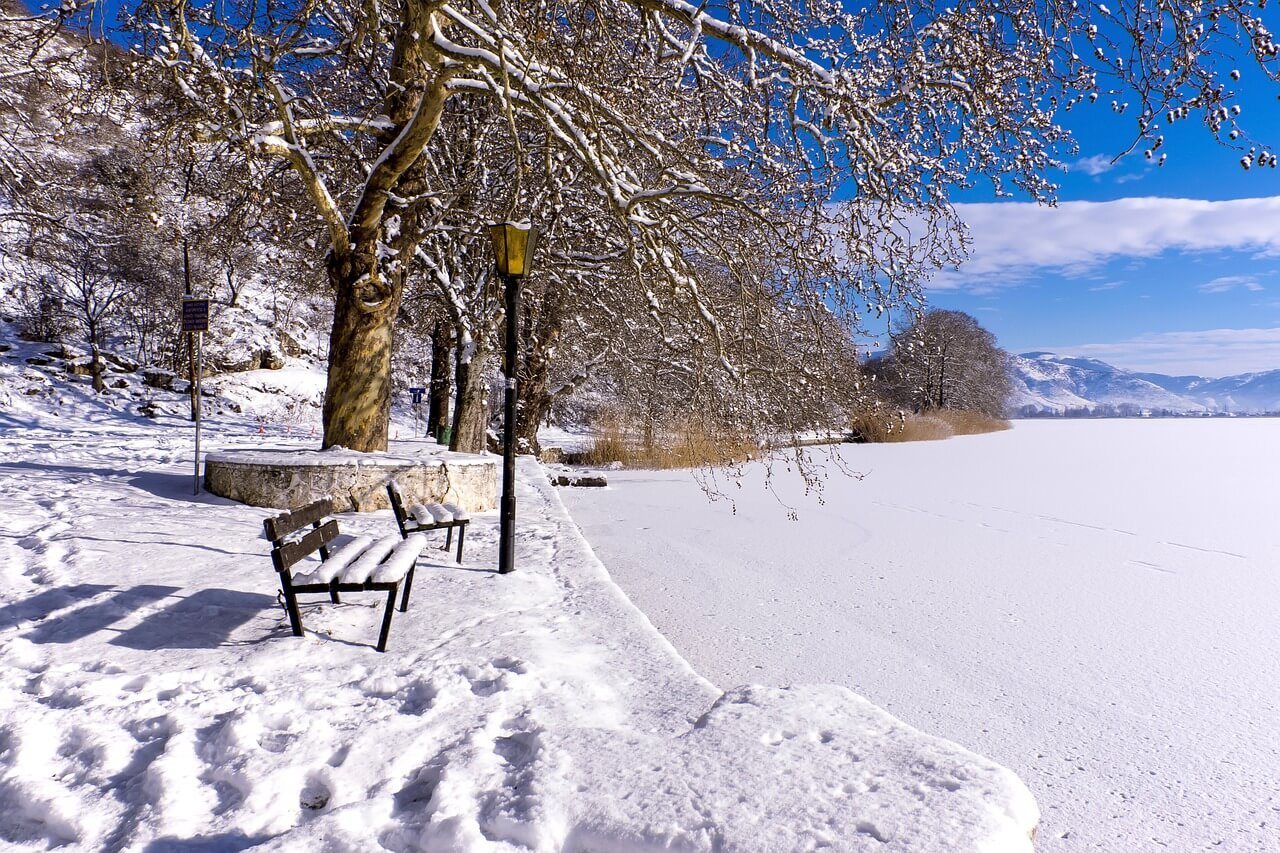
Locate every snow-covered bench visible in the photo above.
<box><xmin>264</xmin><ymin>497</ymin><xmax>427</xmax><ymax>653</ymax></box>
<box><xmin>386</xmin><ymin>482</ymin><xmax>469</xmax><ymax>563</ymax></box>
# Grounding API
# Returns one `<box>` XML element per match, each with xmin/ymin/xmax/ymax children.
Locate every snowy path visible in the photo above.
<box><xmin>562</xmin><ymin>419</ymin><xmax>1280</xmax><ymax>851</ymax></box>
<box><xmin>0</xmin><ymin>414</ymin><xmax>1035</xmax><ymax>850</ymax></box>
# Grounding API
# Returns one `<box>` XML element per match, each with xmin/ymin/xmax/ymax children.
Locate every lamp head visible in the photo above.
<box><xmin>488</xmin><ymin>222</ymin><xmax>540</xmax><ymax>278</ymax></box>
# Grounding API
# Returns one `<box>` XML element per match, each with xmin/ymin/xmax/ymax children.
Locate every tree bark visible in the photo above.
<box><xmin>515</xmin><ymin>301</ymin><xmax>562</xmax><ymax>456</ymax></box>
<box><xmin>185</xmin><ymin>328</ymin><xmax>199</xmax><ymax>419</ymax></box>
<box><xmin>427</xmin><ymin>320</ymin><xmax>453</xmax><ymax>439</ymax></box>
<box><xmin>89</xmin><ymin>339</ymin><xmax>106</xmax><ymax>394</ymax></box>
<box><xmin>936</xmin><ymin>343</ymin><xmax>947</xmax><ymax>410</ymax></box>
<box><xmin>311</xmin><ymin>37</ymin><xmax>448</xmax><ymax>452</ymax></box>
<box><xmin>321</xmin><ymin>252</ymin><xmax>402</xmax><ymax>451</ymax></box>
<box><xmin>515</xmin><ymin>373</ymin><xmax>551</xmax><ymax>455</ymax></box>
<box><xmin>450</xmin><ymin>347</ymin><xmax>491</xmax><ymax>453</ymax></box>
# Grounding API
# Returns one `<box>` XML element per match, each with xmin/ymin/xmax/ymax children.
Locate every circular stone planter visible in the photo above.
<box><xmin>204</xmin><ymin>445</ymin><xmax>497</xmax><ymax>513</ymax></box>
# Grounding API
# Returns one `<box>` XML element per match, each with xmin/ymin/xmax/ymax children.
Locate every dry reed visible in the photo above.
<box><xmin>932</xmin><ymin>409</ymin><xmax>1012</xmax><ymax>436</ymax></box>
<box><xmin>849</xmin><ymin>408</ymin><xmax>1010</xmax><ymax>444</ymax></box>
<box><xmin>582</xmin><ymin>414</ymin><xmax>758</xmax><ymax>469</ymax></box>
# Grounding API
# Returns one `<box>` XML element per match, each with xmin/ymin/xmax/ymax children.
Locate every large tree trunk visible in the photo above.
<box><xmin>314</xmin><ymin>39</ymin><xmax>446</xmax><ymax>452</ymax></box>
<box><xmin>321</xmin><ymin>255</ymin><xmax>401</xmax><ymax>452</ymax></box>
<box><xmin>516</xmin><ymin>373</ymin><xmax>552</xmax><ymax>455</ymax></box>
<box><xmin>515</xmin><ymin>300</ymin><xmax>562</xmax><ymax>456</ymax></box>
<box><xmin>450</xmin><ymin>347</ymin><xmax>490</xmax><ymax>453</ymax></box>
<box><xmin>185</xmin><ymin>329</ymin><xmax>199</xmax><ymax>419</ymax></box>
<box><xmin>89</xmin><ymin>342</ymin><xmax>106</xmax><ymax>394</ymax></box>
<box><xmin>427</xmin><ymin>320</ymin><xmax>453</xmax><ymax>439</ymax></box>
<box><xmin>85</xmin><ymin>316</ymin><xmax>106</xmax><ymax>394</ymax></box>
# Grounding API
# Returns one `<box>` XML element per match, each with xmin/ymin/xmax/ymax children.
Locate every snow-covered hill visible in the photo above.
<box><xmin>1010</xmin><ymin>352</ymin><xmax>1280</xmax><ymax>415</ymax></box>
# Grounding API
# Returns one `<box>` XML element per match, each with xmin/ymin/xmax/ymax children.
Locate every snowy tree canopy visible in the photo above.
<box><xmin>18</xmin><ymin>0</ymin><xmax>1280</xmax><ymax>450</ymax></box>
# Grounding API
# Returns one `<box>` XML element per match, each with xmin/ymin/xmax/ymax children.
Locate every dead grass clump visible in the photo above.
<box><xmin>933</xmin><ymin>409</ymin><xmax>1012</xmax><ymax>436</ymax></box>
<box><xmin>581</xmin><ymin>416</ymin><xmax>631</xmax><ymax>466</ymax></box>
<box><xmin>582</xmin><ymin>414</ymin><xmax>757</xmax><ymax>469</ymax></box>
<box><xmin>848</xmin><ymin>408</ymin><xmax>1010</xmax><ymax>444</ymax></box>
<box><xmin>889</xmin><ymin>414</ymin><xmax>954</xmax><ymax>442</ymax></box>
<box><xmin>848</xmin><ymin>410</ymin><xmax>899</xmax><ymax>443</ymax></box>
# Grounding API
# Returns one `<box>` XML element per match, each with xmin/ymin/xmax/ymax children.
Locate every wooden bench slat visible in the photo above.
<box><xmin>264</xmin><ymin>497</ymin><xmax>334</xmax><ymax>542</ymax></box>
<box><xmin>371</xmin><ymin>534</ymin><xmax>429</xmax><ymax>583</ymax></box>
<box><xmin>387</xmin><ymin>481</ymin><xmax>410</xmax><ymax>524</ymax></box>
<box><xmin>274</xmin><ymin>519</ymin><xmax>339</xmax><ymax>572</ymax></box>
<box><xmin>339</xmin><ymin>535</ymin><xmax>401</xmax><ymax>584</ymax></box>
<box><xmin>386</xmin><ymin>482</ymin><xmax>468</xmax><ymax>564</ymax></box>
<box><xmin>263</xmin><ymin>498</ymin><xmax>422</xmax><ymax>653</ymax></box>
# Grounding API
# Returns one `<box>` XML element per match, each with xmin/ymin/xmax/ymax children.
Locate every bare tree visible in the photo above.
<box><xmin>876</xmin><ymin>310</ymin><xmax>1014</xmax><ymax>417</ymax></box>
<box><xmin>38</xmin><ymin>234</ymin><xmax>131</xmax><ymax>391</ymax></box>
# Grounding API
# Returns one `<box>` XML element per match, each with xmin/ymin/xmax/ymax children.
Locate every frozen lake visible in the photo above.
<box><xmin>563</xmin><ymin>419</ymin><xmax>1280</xmax><ymax>851</ymax></box>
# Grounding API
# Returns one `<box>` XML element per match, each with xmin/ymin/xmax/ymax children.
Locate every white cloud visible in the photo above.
<box><xmin>1041</xmin><ymin>327</ymin><xmax>1280</xmax><ymax>376</ymax></box>
<box><xmin>1071</xmin><ymin>154</ymin><xmax>1116</xmax><ymax>176</ymax></box>
<box><xmin>1199</xmin><ymin>275</ymin><xmax>1263</xmax><ymax>293</ymax></box>
<box><xmin>936</xmin><ymin>196</ymin><xmax>1280</xmax><ymax>290</ymax></box>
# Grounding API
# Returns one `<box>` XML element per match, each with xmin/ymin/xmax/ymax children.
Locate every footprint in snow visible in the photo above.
<box><xmin>299</xmin><ymin>772</ymin><xmax>332</xmax><ymax>810</ymax></box>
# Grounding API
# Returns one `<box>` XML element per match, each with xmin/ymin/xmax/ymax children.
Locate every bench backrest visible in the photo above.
<box><xmin>386</xmin><ymin>482</ymin><xmax>410</xmax><ymax>530</ymax></box>
<box><xmin>264</xmin><ymin>498</ymin><xmax>339</xmax><ymax>574</ymax></box>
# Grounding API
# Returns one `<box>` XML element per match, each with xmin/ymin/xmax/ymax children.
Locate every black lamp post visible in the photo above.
<box><xmin>489</xmin><ymin>221</ymin><xmax>540</xmax><ymax>575</ymax></box>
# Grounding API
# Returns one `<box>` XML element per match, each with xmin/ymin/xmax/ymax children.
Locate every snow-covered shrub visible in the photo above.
<box><xmin>11</xmin><ymin>277</ymin><xmax>72</xmax><ymax>343</ymax></box>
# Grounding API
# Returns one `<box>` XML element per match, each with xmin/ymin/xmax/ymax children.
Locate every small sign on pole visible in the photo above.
<box><xmin>409</xmin><ymin>386</ymin><xmax>426</xmax><ymax>438</ymax></box>
<box><xmin>182</xmin><ymin>297</ymin><xmax>210</xmax><ymax>495</ymax></box>
<box><xmin>181</xmin><ymin>297</ymin><xmax>210</xmax><ymax>333</ymax></box>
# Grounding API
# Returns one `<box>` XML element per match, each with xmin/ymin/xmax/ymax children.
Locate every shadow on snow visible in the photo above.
<box><xmin>10</xmin><ymin>585</ymin><xmax>277</xmax><ymax>649</ymax></box>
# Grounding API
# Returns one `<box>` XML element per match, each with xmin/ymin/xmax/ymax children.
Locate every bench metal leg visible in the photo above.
<box><xmin>399</xmin><ymin>564</ymin><xmax>415</xmax><ymax>613</ymax></box>
<box><xmin>329</xmin><ymin>580</ymin><xmax>341</xmax><ymax>604</ymax></box>
<box><xmin>280</xmin><ymin>577</ymin><xmax>305</xmax><ymax>637</ymax></box>
<box><xmin>455</xmin><ymin>524</ymin><xmax>466</xmax><ymax>563</ymax></box>
<box><xmin>376</xmin><ymin>585</ymin><xmax>398</xmax><ymax>652</ymax></box>
<box><xmin>444</xmin><ymin>526</ymin><xmax>453</xmax><ymax>552</ymax></box>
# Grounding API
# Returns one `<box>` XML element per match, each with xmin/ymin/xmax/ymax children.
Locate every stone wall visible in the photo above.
<box><xmin>204</xmin><ymin>448</ymin><xmax>497</xmax><ymax>513</ymax></box>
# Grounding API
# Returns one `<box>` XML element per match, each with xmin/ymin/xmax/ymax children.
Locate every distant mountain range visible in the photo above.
<box><xmin>1010</xmin><ymin>353</ymin><xmax>1280</xmax><ymax>415</ymax></box>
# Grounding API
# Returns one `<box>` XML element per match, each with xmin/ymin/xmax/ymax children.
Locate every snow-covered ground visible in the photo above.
<box><xmin>0</xmin><ymin>390</ymin><xmax>1038</xmax><ymax>848</ymax></box>
<box><xmin>563</xmin><ymin>419</ymin><xmax>1280</xmax><ymax>851</ymax></box>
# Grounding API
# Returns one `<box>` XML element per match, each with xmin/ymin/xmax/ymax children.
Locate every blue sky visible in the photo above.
<box><xmin>928</xmin><ymin>68</ymin><xmax>1280</xmax><ymax>377</ymax></box>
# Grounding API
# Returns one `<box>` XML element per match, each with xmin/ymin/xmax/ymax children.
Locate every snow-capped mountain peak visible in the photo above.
<box><xmin>1010</xmin><ymin>353</ymin><xmax>1280</xmax><ymax>415</ymax></box>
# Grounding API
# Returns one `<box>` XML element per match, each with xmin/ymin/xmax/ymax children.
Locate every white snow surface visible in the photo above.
<box><xmin>0</xmin><ymin>412</ymin><xmax>1037</xmax><ymax>849</ymax></box>
<box><xmin>204</xmin><ymin>362</ymin><xmax>329</xmax><ymax>432</ymax></box>
<box><xmin>562</xmin><ymin>419</ymin><xmax>1280</xmax><ymax>851</ymax></box>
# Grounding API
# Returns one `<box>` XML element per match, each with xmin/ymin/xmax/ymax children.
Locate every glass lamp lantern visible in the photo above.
<box><xmin>488</xmin><ymin>222</ymin><xmax>541</xmax><ymax>278</ymax></box>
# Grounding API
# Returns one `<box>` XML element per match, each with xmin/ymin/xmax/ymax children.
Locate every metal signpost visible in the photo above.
<box><xmin>409</xmin><ymin>387</ymin><xmax>426</xmax><ymax>438</ymax></box>
<box><xmin>182</xmin><ymin>297</ymin><xmax>210</xmax><ymax>495</ymax></box>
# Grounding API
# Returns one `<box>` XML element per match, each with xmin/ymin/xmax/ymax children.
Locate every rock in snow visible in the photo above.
<box><xmin>0</xmin><ymin>408</ymin><xmax>1038</xmax><ymax>850</ymax></box>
